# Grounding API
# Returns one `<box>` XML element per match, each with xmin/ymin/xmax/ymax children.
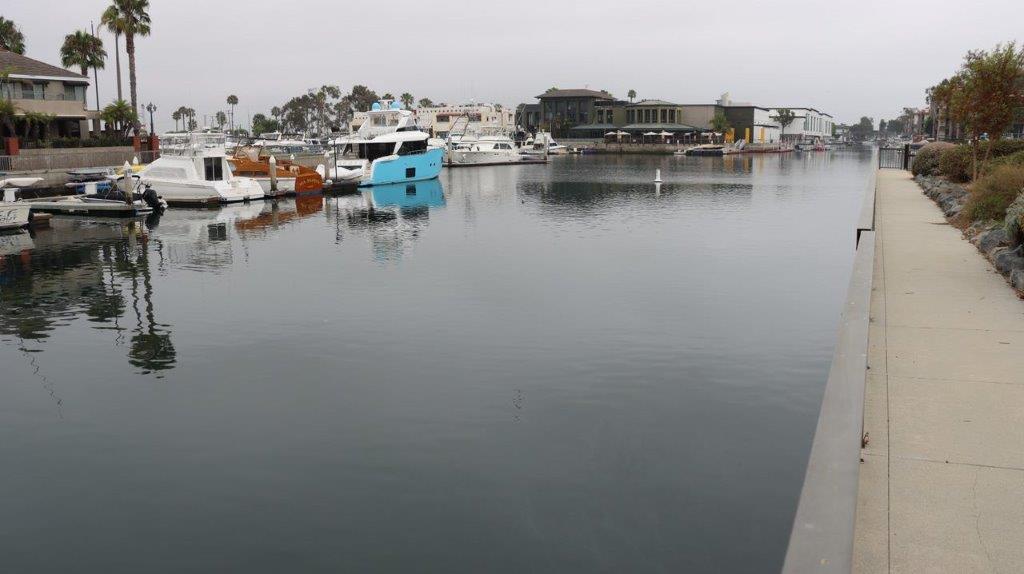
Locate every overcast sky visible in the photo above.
<box><xmin>5</xmin><ymin>0</ymin><xmax>1023</xmax><ymax>131</ymax></box>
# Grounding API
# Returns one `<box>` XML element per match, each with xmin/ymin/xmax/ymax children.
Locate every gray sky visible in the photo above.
<box><xmin>6</xmin><ymin>0</ymin><xmax>1023</xmax><ymax>132</ymax></box>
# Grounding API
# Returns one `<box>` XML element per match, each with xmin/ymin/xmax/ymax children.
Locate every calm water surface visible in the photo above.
<box><xmin>1</xmin><ymin>151</ymin><xmax>873</xmax><ymax>573</ymax></box>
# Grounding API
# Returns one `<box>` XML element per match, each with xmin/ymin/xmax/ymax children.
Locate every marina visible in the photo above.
<box><xmin>1</xmin><ymin>151</ymin><xmax>875</xmax><ymax>573</ymax></box>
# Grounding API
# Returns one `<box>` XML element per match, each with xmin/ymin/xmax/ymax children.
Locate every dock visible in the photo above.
<box><xmin>19</xmin><ymin>196</ymin><xmax>152</xmax><ymax>217</ymax></box>
<box><xmin>853</xmin><ymin>170</ymin><xmax>1024</xmax><ymax>572</ymax></box>
<box><xmin>444</xmin><ymin>158</ymin><xmax>549</xmax><ymax>168</ymax></box>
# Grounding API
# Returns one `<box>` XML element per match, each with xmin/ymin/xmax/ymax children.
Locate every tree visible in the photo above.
<box><xmin>226</xmin><ymin>94</ymin><xmax>238</xmax><ymax>131</ymax></box>
<box><xmin>215</xmin><ymin>111</ymin><xmax>227</xmax><ymax>129</ymax></box>
<box><xmin>101</xmin><ymin>99</ymin><xmax>137</xmax><ymax>136</ymax></box>
<box><xmin>400</xmin><ymin>92</ymin><xmax>414</xmax><ymax>109</ymax></box>
<box><xmin>381</xmin><ymin>92</ymin><xmax>394</xmax><ymax>101</ymax></box>
<box><xmin>251</xmin><ymin>113</ymin><xmax>279</xmax><ymax>136</ymax></box>
<box><xmin>772</xmin><ymin>108</ymin><xmax>796</xmax><ymax>142</ymax></box>
<box><xmin>849</xmin><ymin>116</ymin><xmax>875</xmax><ymax>141</ymax></box>
<box><xmin>102</xmin><ymin>0</ymin><xmax>151</xmax><ymax>133</ymax></box>
<box><xmin>171</xmin><ymin>109</ymin><xmax>181</xmax><ymax>131</ymax></box>
<box><xmin>347</xmin><ymin>85</ymin><xmax>379</xmax><ymax>111</ymax></box>
<box><xmin>0</xmin><ymin>98</ymin><xmax>19</xmax><ymax>138</ymax></box>
<box><xmin>627</xmin><ymin>89</ymin><xmax>636</xmax><ymax>103</ymax></box>
<box><xmin>60</xmin><ymin>31</ymin><xmax>106</xmax><ymax>108</ymax></box>
<box><xmin>710</xmin><ymin>109</ymin><xmax>731</xmax><ymax>143</ymax></box>
<box><xmin>417</xmin><ymin>98</ymin><xmax>433</xmax><ymax>108</ymax></box>
<box><xmin>100</xmin><ymin>6</ymin><xmax>124</xmax><ymax>101</ymax></box>
<box><xmin>0</xmin><ymin>17</ymin><xmax>25</xmax><ymax>54</ymax></box>
<box><xmin>957</xmin><ymin>42</ymin><xmax>1024</xmax><ymax>179</ymax></box>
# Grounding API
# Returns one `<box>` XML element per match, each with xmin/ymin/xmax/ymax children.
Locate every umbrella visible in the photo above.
<box><xmin>605</xmin><ymin>131</ymin><xmax>618</xmax><ymax>136</ymax></box>
<box><xmin>658</xmin><ymin>131</ymin><xmax>672</xmax><ymax>137</ymax></box>
<box><xmin>643</xmin><ymin>131</ymin><xmax>658</xmax><ymax>136</ymax></box>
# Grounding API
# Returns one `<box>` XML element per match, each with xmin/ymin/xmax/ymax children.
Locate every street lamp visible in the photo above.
<box><xmin>145</xmin><ymin>102</ymin><xmax>157</xmax><ymax>135</ymax></box>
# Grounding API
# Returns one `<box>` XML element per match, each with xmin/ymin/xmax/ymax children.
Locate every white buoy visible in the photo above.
<box><xmin>654</xmin><ymin>169</ymin><xmax>662</xmax><ymax>183</ymax></box>
<box><xmin>269</xmin><ymin>155</ymin><xmax>278</xmax><ymax>192</ymax></box>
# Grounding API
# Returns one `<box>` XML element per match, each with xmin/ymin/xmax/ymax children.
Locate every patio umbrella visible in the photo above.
<box><xmin>658</xmin><ymin>131</ymin><xmax>672</xmax><ymax>138</ymax></box>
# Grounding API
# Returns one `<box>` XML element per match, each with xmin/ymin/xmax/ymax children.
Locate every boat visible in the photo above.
<box><xmin>685</xmin><ymin>144</ymin><xmax>726</xmax><ymax>156</ymax></box>
<box><xmin>1</xmin><ymin>177</ymin><xmax>43</xmax><ymax>231</ymax></box>
<box><xmin>447</xmin><ymin>128</ymin><xmax>523</xmax><ymax>166</ymax></box>
<box><xmin>520</xmin><ymin>131</ymin><xmax>567</xmax><ymax>156</ymax></box>
<box><xmin>795</xmin><ymin>140</ymin><xmax>825</xmax><ymax>152</ymax></box>
<box><xmin>138</xmin><ymin>132</ymin><xmax>264</xmax><ymax>205</ymax></box>
<box><xmin>228</xmin><ymin>146</ymin><xmax>325</xmax><ymax>196</ymax></box>
<box><xmin>330</xmin><ymin>101</ymin><xmax>443</xmax><ymax>187</ymax></box>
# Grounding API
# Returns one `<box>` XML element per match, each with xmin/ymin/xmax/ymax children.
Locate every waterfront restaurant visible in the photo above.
<box><xmin>569</xmin><ymin>99</ymin><xmax>698</xmax><ymax>139</ymax></box>
<box><xmin>535</xmin><ymin>88</ymin><xmax>615</xmax><ymax>137</ymax></box>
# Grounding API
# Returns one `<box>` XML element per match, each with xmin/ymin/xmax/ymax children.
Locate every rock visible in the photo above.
<box><xmin>1012</xmin><ymin>269</ymin><xmax>1024</xmax><ymax>291</ymax></box>
<box><xmin>978</xmin><ymin>228</ymin><xmax>1008</xmax><ymax>254</ymax></box>
<box><xmin>994</xmin><ymin>247</ymin><xmax>1024</xmax><ymax>274</ymax></box>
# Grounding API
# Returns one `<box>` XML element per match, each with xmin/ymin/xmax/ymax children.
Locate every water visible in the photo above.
<box><xmin>1</xmin><ymin>151</ymin><xmax>874</xmax><ymax>573</ymax></box>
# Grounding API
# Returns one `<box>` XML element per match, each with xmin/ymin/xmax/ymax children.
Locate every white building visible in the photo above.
<box><xmin>350</xmin><ymin>103</ymin><xmax>514</xmax><ymax>137</ymax></box>
<box><xmin>771</xmin><ymin>107</ymin><xmax>834</xmax><ymax>142</ymax></box>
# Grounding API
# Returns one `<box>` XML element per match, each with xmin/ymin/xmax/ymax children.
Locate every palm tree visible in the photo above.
<box><xmin>417</xmin><ymin>98</ymin><xmax>433</xmax><ymax>108</ymax></box>
<box><xmin>226</xmin><ymin>94</ymin><xmax>238</xmax><ymax>131</ymax></box>
<box><xmin>0</xmin><ymin>99</ymin><xmax>18</xmax><ymax>138</ymax></box>
<box><xmin>60</xmin><ymin>31</ymin><xmax>107</xmax><ymax>108</ymax></box>
<box><xmin>171</xmin><ymin>109</ymin><xmax>181</xmax><ymax>131</ymax></box>
<box><xmin>0</xmin><ymin>17</ymin><xmax>26</xmax><ymax>54</ymax></box>
<box><xmin>101</xmin><ymin>0</ymin><xmax>151</xmax><ymax>131</ymax></box>
<box><xmin>400</xmin><ymin>93</ymin><xmax>414</xmax><ymax>110</ymax></box>
<box><xmin>627</xmin><ymin>89</ymin><xmax>636</xmax><ymax>103</ymax></box>
<box><xmin>101</xmin><ymin>99</ymin><xmax>137</xmax><ymax>136</ymax></box>
<box><xmin>382</xmin><ymin>92</ymin><xmax>394</xmax><ymax>101</ymax></box>
<box><xmin>99</xmin><ymin>6</ymin><xmax>123</xmax><ymax>101</ymax></box>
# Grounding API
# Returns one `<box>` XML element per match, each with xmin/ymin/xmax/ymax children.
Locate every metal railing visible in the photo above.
<box><xmin>781</xmin><ymin>174</ymin><xmax>877</xmax><ymax>573</ymax></box>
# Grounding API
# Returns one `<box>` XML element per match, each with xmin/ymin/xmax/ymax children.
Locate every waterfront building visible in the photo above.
<box><xmin>771</xmin><ymin>107</ymin><xmax>834</xmax><ymax>142</ymax></box>
<box><xmin>0</xmin><ymin>48</ymin><xmax>98</xmax><ymax>145</ymax></box>
<box><xmin>515</xmin><ymin>103</ymin><xmax>541</xmax><ymax>134</ymax></box>
<box><xmin>534</xmin><ymin>88</ymin><xmax>615</xmax><ymax>137</ymax></box>
<box><xmin>569</xmin><ymin>99</ymin><xmax>698</xmax><ymax>139</ymax></box>
<box><xmin>414</xmin><ymin>103</ymin><xmax>515</xmax><ymax>139</ymax></box>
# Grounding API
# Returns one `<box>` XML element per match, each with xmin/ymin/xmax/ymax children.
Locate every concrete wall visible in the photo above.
<box><xmin>10</xmin><ymin>146</ymin><xmax>139</xmax><ymax>171</ymax></box>
<box><xmin>679</xmin><ymin>105</ymin><xmax>718</xmax><ymax>130</ymax></box>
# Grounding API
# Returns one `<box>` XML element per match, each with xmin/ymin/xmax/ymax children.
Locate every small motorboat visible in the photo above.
<box><xmin>1</xmin><ymin>177</ymin><xmax>42</xmax><ymax>230</ymax></box>
<box><xmin>685</xmin><ymin>144</ymin><xmax>726</xmax><ymax>156</ymax></box>
<box><xmin>229</xmin><ymin>147</ymin><xmax>325</xmax><ymax>196</ymax></box>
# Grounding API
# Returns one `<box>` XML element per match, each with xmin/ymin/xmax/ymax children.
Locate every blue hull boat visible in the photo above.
<box><xmin>361</xmin><ymin>148</ymin><xmax>444</xmax><ymax>187</ymax></box>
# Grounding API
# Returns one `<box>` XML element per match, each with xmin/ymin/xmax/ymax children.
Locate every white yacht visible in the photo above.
<box><xmin>140</xmin><ymin>133</ymin><xmax>264</xmax><ymax>205</ymax></box>
<box><xmin>521</xmin><ymin>131</ymin><xmax>567</xmax><ymax>156</ymax></box>
<box><xmin>447</xmin><ymin>128</ymin><xmax>522</xmax><ymax>165</ymax></box>
<box><xmin>330</xmin><ymin>101</ymin><xmax>443</xmax><ymax>187</ymax></box>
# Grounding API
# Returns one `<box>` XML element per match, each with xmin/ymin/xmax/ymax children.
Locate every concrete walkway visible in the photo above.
<box><xmin>853</xmin><ymin>170</ymin><xmax>1024</xmax><ymax>573</ymax></box>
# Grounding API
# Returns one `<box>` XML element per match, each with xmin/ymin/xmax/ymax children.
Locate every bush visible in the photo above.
<box><xmin>939</xmin><ymin>145</ymin><xmax>974</xmax><ymax>182</ymax></box>
<box><xmin>960</xmin><ymin>164</ymin><xmax>1024</xmax><ymax>223</ymax></box>
<box><xmin>938</xmin><ymin>141</ymin><xmax>1024</xmax><ymax>183</ymax></box>
<box><xmin>912</xmin><ymin>141</ymin><xmax>956</xmax><ymax>176</ymax></box>
<box><xmin>984</xmin><ymin>150</ymin><xmax>1024</xmax><ymax>174</ymax></box>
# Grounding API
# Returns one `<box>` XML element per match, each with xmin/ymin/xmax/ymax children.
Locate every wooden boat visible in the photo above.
<box><xmin>228</xmin><ymin>147</ymin><xmax>324</xmax><ymax>196</ymax></box>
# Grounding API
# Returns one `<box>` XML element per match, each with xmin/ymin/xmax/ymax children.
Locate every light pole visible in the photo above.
<box><xmin>146</xmin><ymin>103</ymin><xmax>157</xmax><ymax>135</ymax></box>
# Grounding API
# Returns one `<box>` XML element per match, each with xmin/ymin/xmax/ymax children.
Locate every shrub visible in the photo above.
<box><xmin>984</xmin><ymin>150</ymin><xmax>1024</xmax><ymax>174</ymax></box>
<box><xmin>960</xmin><ymin>164</ymin><xmax>1024</xmax><ymax>223</ymax></box>
<box><xmin>984</xmin><ymin>139</ymin><xmax>1024</xmax><ymax>158</ymax></box>
<box><xmin>912</xmin><ymin>141</ymin><xmax>956</xmax><ymax>176</ymax></box>
<box><xmin>938</xmin><ymin>145</ymin><xmax>974</xmax><ymax>182</ymax></box>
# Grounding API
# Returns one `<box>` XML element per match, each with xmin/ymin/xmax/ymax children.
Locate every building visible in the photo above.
<box><xmin>535</xmin><ymin>88</ymin><xmax>615</xmax><ymax>137</ymax></box>
<box><xmin>569</xmin><ymin>99</ymin><xmax>698</xmax><ymax>138</ymax></box>
<box><xmin>0</xmin><ymin>48</ymin><xmax>98</xmax><ymax>145</ymax></box>
<box><xmin>415</xmin><ymin>103</ymin><xmax>514</xmax><ymax>138</ymax></box>
<box><xmin>515</xmin><ymin>103</ymin><xmax>540</xmax><ymax>133</ymax></box>
<box><xmin>772</xmin><ymin>107</ymin><xmax>834</xmax><ymax>143</ymax></box>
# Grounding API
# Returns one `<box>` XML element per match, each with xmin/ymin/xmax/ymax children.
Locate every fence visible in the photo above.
<box><xmin>0</xmin><ymin>148</ymin><xmax>160</xmax><ymax>172</ymax></box>
<box><xmin>878</xmin><ymin>144</ymin><xmax>915</xmax><ymax>170</ymax></box>
<box><xmin>782</xmin><ymin>172</ymin><xmax>877</xmax><ymax>573</ymax></box>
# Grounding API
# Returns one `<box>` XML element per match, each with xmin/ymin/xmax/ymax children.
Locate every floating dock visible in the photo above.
<box><xmin>19</xmin><ymin>196</ymin><xmax>153</xmax><ymax>217</ymax></box>
<box><xmin>444</xmin><ymin>158</ymin><xmax>549</xmax><ymax>168</ymax></box>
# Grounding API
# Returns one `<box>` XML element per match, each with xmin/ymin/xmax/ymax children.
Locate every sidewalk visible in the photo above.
<box><xmin>853</xmin><ymin>170</ymin><xmax>1024</xmax><ymax>573</ymax></box>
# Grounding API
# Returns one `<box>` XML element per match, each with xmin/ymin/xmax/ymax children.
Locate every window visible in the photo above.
<box><xmin>63</xmin><ymin>84</ymin><xmax>86</xmax><ymax>102</ymax></box>
<box><xmin>204</xmin><ymin>157</ymin><xmax>224</xmax><ymax>181</ymax></box>
<box><xmin>21</xmin><ymin>83</ymin><xmax>43</xmax><ymax>100</ymax></box>
<box><xmin>669</xmin><ymin>109</ymin><xmax>676</xmax><ymax>123</ymax></box>
<box><xmin>660</xmin><ymin>109</ymin><xmax>667</xmax><ymax>123</ymax></box>
<box><xmin>405</xmin><ymin>167</ymin><xmax>416</xmax><ymax>178</ymax></box>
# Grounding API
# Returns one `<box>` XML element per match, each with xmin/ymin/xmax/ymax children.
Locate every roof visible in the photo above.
<box><xmin>629</xmin><ymin>99</ymin><xmax>680</xmax><ymax>107</ymax></box>
<box><xmin>568</xmin><ymin>123</ymin><xmax>617</xmax><ymax>131</ymax></box>
<box><xmin>621</xmin><ymin>123</ymin><xmax>697</xmax><ymax>131</ymax></box>
<box><xmin>0</xmin><ymin>48</ymin><xmax>89</xmax><ymax>82</ymax></box>
<box><xmin>536</xmin><ymin>88</ymin><xmax>614</xmax><ymax>100</ymax></box>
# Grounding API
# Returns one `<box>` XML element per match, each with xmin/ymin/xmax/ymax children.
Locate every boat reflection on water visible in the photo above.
<box><xmin>326</xmin><ymin>178</ymin><xmax>445</xmax><ymax>262</ymax></box>
<box><xmin>0</xmin><ymin>218</ymin><xmax>176</xmax><ymax>377</ymax></box>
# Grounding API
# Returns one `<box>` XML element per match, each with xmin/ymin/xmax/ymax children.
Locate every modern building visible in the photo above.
<box><xmin>534</xmin><ymin>88</ymin><xmax>615</xmax><ymax>137</ymax></box>
<box><xmin>0</xmin><ymin>48</ymin><xmax>98</xmax><ymax>143</ymax></box>
<box><xmin>569</xmin><ymin>99</ymin><xmax>698</xmax><ymax>138</ymax></box>
<box><xmin>515</xmin><ymin>103</ymin><xmax>540</xmax><ymax>133</ymax></box>
<box><xmin>771</xmin><ymin>107</ymin><xmax>834</xmax><ymax>142</ymax></box>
